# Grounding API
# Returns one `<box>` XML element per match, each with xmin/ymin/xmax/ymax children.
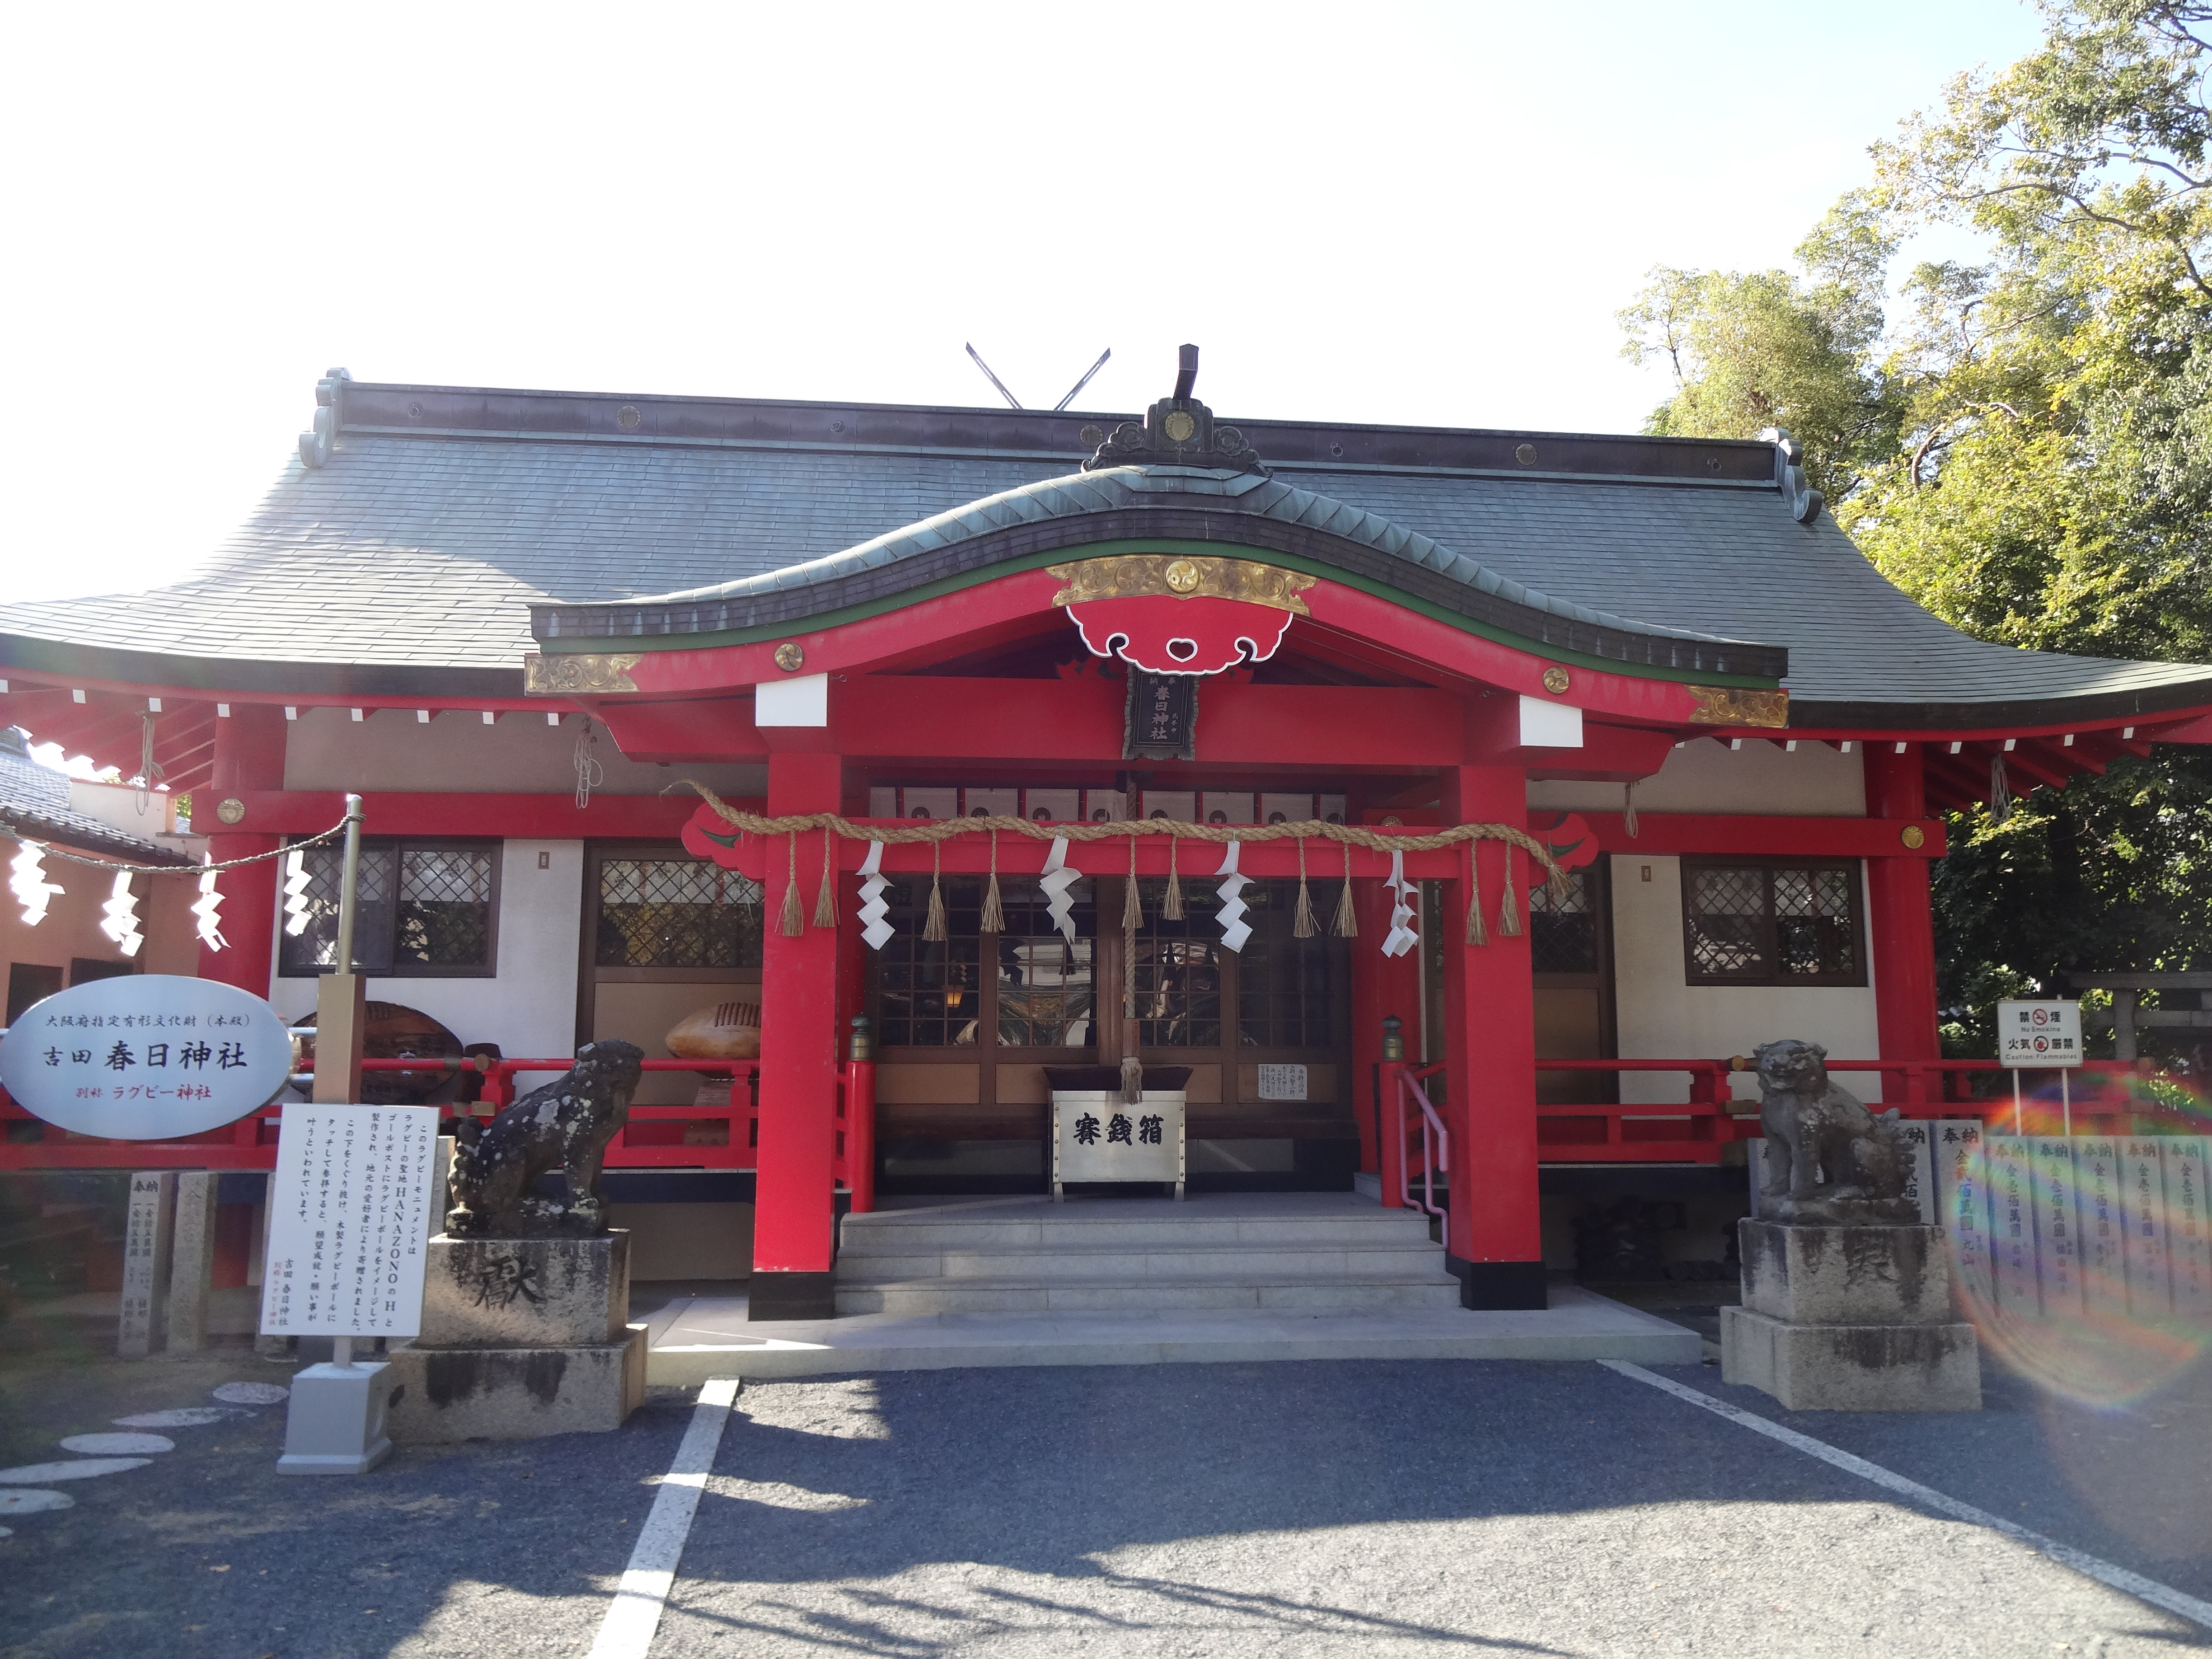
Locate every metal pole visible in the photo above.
<box><xmin>334</xmin><ymin>792</ymin><xmax>364</xmax><ymax>973</ymax></box>
<box><xmin>332</xmin><ymin>1335</ymin><xmax>353</xmax><ymax>1369</ymax></box>
<box><xmin>2012</xmin><ymin>1069</ymin><xmax>2022</xmax><ymax>1137</ymax></box>
<box><xmin>2061</xmin><ymin>1069</ymin><xmax>2071</xmax><ymax>1138</ymax></box>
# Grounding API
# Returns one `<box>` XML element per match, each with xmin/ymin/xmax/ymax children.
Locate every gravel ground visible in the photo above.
<box><xmin>2</xmin><ymin>1320</ymin><xmax>2207</xmax><ymax>1658</ymax></box>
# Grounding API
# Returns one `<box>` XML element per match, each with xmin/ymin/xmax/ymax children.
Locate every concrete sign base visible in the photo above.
<box><xmin>276</xmin><ymin>1360</ymin><xmax>395</xmax><ymax>1475</ymax></box>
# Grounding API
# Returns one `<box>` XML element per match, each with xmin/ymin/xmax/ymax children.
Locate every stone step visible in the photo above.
<box><xmin>839</xmin><ymin>1212</ymin><xmax>1434</xmax><ymax>1254</ymax></box>
<box><xmin>835</xmin><ymin>1275</ymin><xmax>1467</xmax><ymax>1316</ymax></box>
<box><xmin>837</xmin><ymin>1242</ymin><xmax>1455</xmax><ymax>1285</ymax></box>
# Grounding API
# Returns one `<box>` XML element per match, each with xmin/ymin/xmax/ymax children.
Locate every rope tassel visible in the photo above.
<box><xmin>1466</xmin><ymin>844</ymin><xmax>1488</xmax><ymax>946</ymax></box>
<box><xmin>1123</xmin><ymin>836</ymin><xmax>1142</xmax><ymax>935</ymax></box>
<box><xmin>980</xmin><ymin>830</ymin><xmax>1005</xmax><ymax>934</ymax></box>
<box><xmin>1162</xmin><ymin>837</ymin><xmax>1184</xmax><ymax>920</ymax></box>
<box><xmin>1292</xmin><ymin>837</ymin><xmax>1317</xmax><ymax>939</ymax></box>
<box><xmin>779</xmin><ymin>833</ymin><xmax>804</xmax><ymax>937</ymax></box>
<box><xmin>1331</xmin><ymin>839</ymin><xmax>1357</xmax><ymax>937</ymax></box>
<box><xmin>1496</xmin><ymin>844</ymin><xmax>1522</xmax><ymax>937</ymax></box>
<box><xmin>922</xmin><ymin>840</ymin><xmax>947</xmax><ymax>943</ymax></box>
<box><xmin>812</xmin><ymin>829</ymin><xmax>837</xmax><ymax>928</ymax></box>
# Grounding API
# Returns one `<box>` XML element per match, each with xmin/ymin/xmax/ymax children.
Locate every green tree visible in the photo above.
<box><xmin>1620</xmin><ymin>1</ymin><xmax>2212</xmax><ymax>1062</ymax></box>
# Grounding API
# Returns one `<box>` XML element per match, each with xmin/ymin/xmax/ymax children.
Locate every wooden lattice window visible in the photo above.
<box><xmin>594</xmin><ymin>857</ymin><xmax>762</xmax><ymax>969</ymax></box>
<box><xmin>1682</xmin><ymin>859</ymin><xmax>1864</xmax><ymax>987</ymax></box>
<box><xmin>1528</xmin><ymin>869</ymin><xmax>1599</xmax><ymax>975</ymax></box>
<box><xmin>279</xmin><ymin>839</ymin><xmax>500</xmax><ymax>977</ymax></box>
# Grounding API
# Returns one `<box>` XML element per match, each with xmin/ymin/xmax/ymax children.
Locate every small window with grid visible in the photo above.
<box><xmin>1682</xmin><ymin>859</ymin><xmax>1863</xmax><ymax>986</ymax></box>
<box><xmin>279</xmin><ymin>839</ymin><xmax>499</xmax><ymax>977</ymax></box>
<box><xmin>988</xmin><ymin>876</ymin><xmax>1095</xmax><ymax>1048</ymax></box>
<box><xmin>1132</xmin><ymin>879</ymin><xmax>1223</xmax><ymax>1049</ymax></box>
<box><xmin>1237</xmin><ymin>880</ymin><xmax>1343</xmax><ymax>1048</ymax></box>
<box><xmin>595</xmin><ymin>858</ymin><xmax>763</xmax><ymax>968</ymax></box>
<box><xmin>875</xmin><ymin>876</ymin><xmax>985</xmax><ymax>1047</ymax></box>
<box><xmin>1528</xmin><ymin>869</ymin><xmax>1599</xmax><ymax>976</ymax></box>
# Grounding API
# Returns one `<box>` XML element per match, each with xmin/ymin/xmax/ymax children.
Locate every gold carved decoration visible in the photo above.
<box><xmin>1049</xmin><ymin>555</ymin><xmax>1315</xmax><ymax>614</ymax></box>
<box><xmin>773</xmin><ymin>642</ymin><xmax>806</xmax><ymax>672</ymax></box>
<box><xmin>1901</xmin><ymin>825</ymin><xmax>1926</xmax><ymax>850</ymax></box>
<box><xmin>215</xmin><ymin>797</ymin><xmax>246</xmax><ymax>825</ymax></box>
<box><xmin>524</xmin><ymin>651</ymin><xmax>642</xmax><ymax>694</ymax></box>
<box><xmin>1684</xmin><ymin>685</ymin><xmax>1790</xmax><ymax>728</ymax></box>
<box><xmin>1540</xmin><ymin>666</ymin><xmax>1571</xmax><ymax>694</ymax></box>
<box><xmin>1162</xmin><ymin>410</ymin><xmax>1197</xmax><ymax>443</ymax></box>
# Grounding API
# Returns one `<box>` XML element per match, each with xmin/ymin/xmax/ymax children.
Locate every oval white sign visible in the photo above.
<box><xmin>0</xmin><ymin>975</ymin><xmax>292</xmax><ymax>1139</ymax></box>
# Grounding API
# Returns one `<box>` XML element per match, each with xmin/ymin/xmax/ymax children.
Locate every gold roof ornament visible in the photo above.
<box><xmin>524</xmin><ymin>652</ymin><xmax>642</xmax><ymax>694</ymax></box>
<box><xmin>1049</xmin><ymin>555</ymin><xmax>1315</xmax><ymax>614</ymax></box>
<box><xmin>1684</xmin><ymin>685</ymin><xmax>1789</xmax><ymax>728</ymax></box>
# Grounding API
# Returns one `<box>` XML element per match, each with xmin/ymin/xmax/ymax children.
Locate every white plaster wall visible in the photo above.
<box><xmin>1530</xmin><ymin>735</ymin><xmax>1866</xmax><ymax>817</ymax></box>
<box><xmin>281</xmin><ymin>707</ymin><xmax>765</xmax><ymax>798</ymax></box>
<box><xmin>1608</xmin><ymin>853</ymin><xmax>1883</xmax><ymax>1105</ymax></box>
<box><xmin>271</xmin><ymin>840</ymin><xmax>586</xmax><ymax>1060</ymax></box>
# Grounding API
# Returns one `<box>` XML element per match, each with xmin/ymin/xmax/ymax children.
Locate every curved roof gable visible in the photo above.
<box><xmin>531</xmin><ymin>462</ymin><xmax>1789</xmax><ymax>683</ymax></box>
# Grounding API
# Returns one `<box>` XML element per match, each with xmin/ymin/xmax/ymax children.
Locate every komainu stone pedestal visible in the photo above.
<box><xmin>384</xmin><ymin>1232</ymin><xmax>646</xmax><ymax>1442</ymax></box>
<box><xmin>1720</xmin><ymin>1220</ymin><xmax>1981</xmax><ymax>1411</ymax></box>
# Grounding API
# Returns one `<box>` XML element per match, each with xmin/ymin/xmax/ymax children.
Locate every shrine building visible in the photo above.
<box><xmin>5</xmin><ymin>349</ymin><xmax>2211</xmax><ymax>1320</ymax></box>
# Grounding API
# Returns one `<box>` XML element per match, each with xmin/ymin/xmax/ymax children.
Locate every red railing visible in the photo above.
<box><xmin>0</xmin><ymin>1054</ymin><xmax>879</xmax><ymax>1210</ymax></box>
<box><xmin>1530</xmin><ymin>1057</ymin><xmax>2155</xmax><ymax>1164</ymax></box>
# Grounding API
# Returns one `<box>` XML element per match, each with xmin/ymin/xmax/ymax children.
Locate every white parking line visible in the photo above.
<box><xmin>1601</xmin><ymin>1359</ymin><xmax>2212</xmax><ymax>1632</ymax></box>
<box><xmin>586</xmin><ymin>1377</ymin><xmax>741</xmax><ymax>1659</ymax></box>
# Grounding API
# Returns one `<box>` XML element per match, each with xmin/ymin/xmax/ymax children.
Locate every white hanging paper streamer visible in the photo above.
<box><xmin>281</xmin><ymin>848</ymin><xmax>315</xmax><ymax>937</ymax></box>
<box><xmin>1214</xmin><ymin>839</ymin><xmax>1252</xmax><ymax>953</ymax></box>
<box><xmin>1039</xmin><ymin>836</ymin><xmax>1080</xmax><ymax>943</ymax></box>
<box><xmin>99</xmin><ymin>870</ymin><xmax>144</xmax><ymax>957</ymax></box>
<box><xmin>856</xmin><ymin>840</ymin><xmax>894</xmax><ymax>951</ymax></box>
<box><xmin>8</xmin><ymin>839</ymin><xmax>64</xmax><ymax>926</ymax></box>
<box><xmin>1382</xmin><ymin>849</ymin><xmax>1420</xmax><ymax>959</ymax></box>
<box><xmin>192</xmin><ymin>860</ymin><xmax>228</xmax><ymax>952</ymax></box>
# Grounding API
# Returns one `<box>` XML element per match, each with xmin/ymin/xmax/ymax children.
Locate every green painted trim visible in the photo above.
<box><xmin>543</xmin><ymin>538</ymin><xmax>1780</xmax><ymax>689</ymax></box>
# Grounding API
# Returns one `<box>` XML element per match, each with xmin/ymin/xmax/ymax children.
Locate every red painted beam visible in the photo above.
<box><xmin>1570</xmin><ymin>812</ymin><xmax>1945</xmax><ymax>859</ymax></box>
<box><xmin>215</xmin><ymin>791</ymin><xmax>738</xmax><ymax>838</ymax></box>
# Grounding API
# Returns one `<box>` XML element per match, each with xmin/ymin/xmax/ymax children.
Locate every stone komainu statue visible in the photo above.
<box><xmin>1753</xmin><ymin>1039</ymin><xmax>1919</xmax><ymax>1224</ymax></box>
<box><xmin>445</xmin><ymin>1040</ymin><xmax>644</xmax><ymax>1238</ymax></box>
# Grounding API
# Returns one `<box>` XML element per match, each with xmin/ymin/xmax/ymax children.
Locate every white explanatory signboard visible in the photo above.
<box><xmin>0</xmin><ymin>974</ymin><xmax>291</xmax><ymax>1139</ymax></box>
<box><xmin>1996</xmin><ymin>999</ymin><xmax>2085</xmax><ymax>1069</ymax></box>
<box><xmin>260</xmin><ymin>1102</ymin><xmax>440</xmax><ymax>1339</ymax></box>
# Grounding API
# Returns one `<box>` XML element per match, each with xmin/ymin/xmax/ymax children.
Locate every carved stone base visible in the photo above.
<box><xmin>1723</xmin><ymin>1219</ymin><xmax>1981</xmax><ymax>1411</ymax></box>
<box><xmin>1739</xmin><ymin>1220</ymin><xmax>1952</xmax><ymax>1326</ymax></box>
<box><xmin>416</xmin><ymin>1233</ymin><xmax>631</xmax><ymax>1348</ymax></box>
<box><xmin>384</xmin><ymin>1331</ymin><xmax>646</xmax><ymax>1442</ymax></box>
<box><xmin>1720</xmin><ymin>1307</ymin><xmax>1981</xmax><ymax>1411</ymax></box>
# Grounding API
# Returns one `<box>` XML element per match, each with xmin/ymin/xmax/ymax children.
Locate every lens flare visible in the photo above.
<box><xmin>1944</xmin><ymin>1072</ymin><xmax>2212</xmax><ymax>1409</ymax></box>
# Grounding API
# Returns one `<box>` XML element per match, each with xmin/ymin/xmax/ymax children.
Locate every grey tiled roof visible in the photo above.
<box><xmin>0</xmin><ymin>743</ymin><xmax>185</xmax><ymax>864</ymax></box>
<box><xmin>1</xmin><ymin>389</ymin><xmax>2208</xmax><ymax>724</ymax></box>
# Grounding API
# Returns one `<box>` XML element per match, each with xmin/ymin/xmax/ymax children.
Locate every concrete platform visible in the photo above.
<box><xmin>643</xmin><ymin>1282</ymin><xmax>1698</xmax><ymax>1382</ymax></box>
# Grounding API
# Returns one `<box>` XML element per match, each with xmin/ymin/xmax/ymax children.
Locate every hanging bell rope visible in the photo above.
<box><xmin>1162</xmin><ymin>834</ymin><xmax>1184</xmax><ymax>920</ymax></box>
<box><xmin>1122</xmin><ymin>835</ymin><xmax>1142</xmax><ymax>936</ymax></box>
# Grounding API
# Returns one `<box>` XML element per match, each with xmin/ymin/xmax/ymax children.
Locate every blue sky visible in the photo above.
<box><xmin>0</xmin><ymin>1</ymin><xmax>2049</xmax><ymax>602</ymax></box>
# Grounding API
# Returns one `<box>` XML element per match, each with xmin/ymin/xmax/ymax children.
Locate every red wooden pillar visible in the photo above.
<box><xmin>750</xmin><ymin>749</ymin><xmax>844</xmax><ymax>1320</ymax></box>
<box><xmin>198</xmin><ymin>704</ymin><xmax>286</xmax><ymax>996</ymax></box>
<box><xmin>1348</xmin><ymin>881</ymin><xmax>1420</xmax><ymax>1174</ymax></box>
<box><xmin>1864</xmin><ymin>745</ymin><xmax>1942</xmax><ymax>1105</ymax></box>
<box><xmin>1439</xmin><ymin>763</ymin><xmax>1545</xmax><ymax>1308</ymax></box>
